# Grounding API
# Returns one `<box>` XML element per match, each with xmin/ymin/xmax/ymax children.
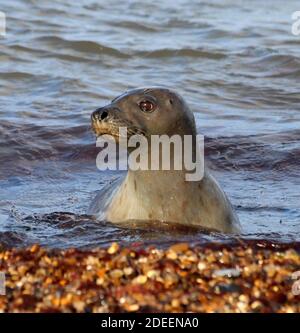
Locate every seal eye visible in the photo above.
<box><xmin>139</xmin><ymin>100</ymin><xmax>155</xmax><ymax>113</ymax></box>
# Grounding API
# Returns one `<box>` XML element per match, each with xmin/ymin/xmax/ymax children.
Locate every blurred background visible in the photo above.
<box><xmin>0</xmin><ymin>0</ymin><xmax>299</xmax><ymax>248</ymax></box>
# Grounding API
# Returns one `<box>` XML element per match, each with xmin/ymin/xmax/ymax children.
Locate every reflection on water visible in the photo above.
<box><xmin>0</xmin><ymin>0</ymin><xmax>300</xmax><ymax>248</ymax></box>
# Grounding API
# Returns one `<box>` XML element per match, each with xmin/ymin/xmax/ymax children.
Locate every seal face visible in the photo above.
<box><xmin>89</xmin><ymin>87</ymin><xmax>240</xmax><ymax>234</ymax></box>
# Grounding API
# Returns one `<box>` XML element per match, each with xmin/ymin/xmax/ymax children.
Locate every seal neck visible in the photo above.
<box><xmin>126</xmin><ymin>135</ymin><xmax>204</xmax><ymax>181</ymax></box>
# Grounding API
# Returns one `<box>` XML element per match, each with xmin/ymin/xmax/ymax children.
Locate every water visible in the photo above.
<box><xmin>0</xmin><ymin>0</ymin><xmax>299</xmax><ymax>248</ymax></box>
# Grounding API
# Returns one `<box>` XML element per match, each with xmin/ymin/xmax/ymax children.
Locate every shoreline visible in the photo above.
<box><xmin>0</xmin><ymin>241</ymin><xmax>299</xmax><ymax>313</ymax></box>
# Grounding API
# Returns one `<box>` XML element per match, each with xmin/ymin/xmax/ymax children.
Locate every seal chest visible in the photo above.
<box><xmin>89</xmin><ymin>87</ymin><xmax>240</xmax><ymax>234</ymax></box>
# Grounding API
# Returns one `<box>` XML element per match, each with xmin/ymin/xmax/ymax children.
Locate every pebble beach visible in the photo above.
<box><xmin>0</xmin><ymin>241</ymin><xmax>299</xmax><ymax>313</ymax></box>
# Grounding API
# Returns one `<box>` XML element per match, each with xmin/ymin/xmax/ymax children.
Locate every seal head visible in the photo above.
<box><xmin>91</xmin><ymin>87</ymin><xmax>196</xmax><ymax>140</ymax></box>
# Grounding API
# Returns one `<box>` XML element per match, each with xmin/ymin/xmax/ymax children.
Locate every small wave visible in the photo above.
<box><xmin>10</xmin><ymin>44</ymin><xmax>49</xmax><ymax>55</ymax></box>
<box><xmin>35</xmin><ymin>36</ymin><xmax>129</xmax><ymax>58</ymax></box>
<box><xmin>138</xmin><ymin>48</ymin><xmax>226</xmax><ymax>59</ymax></box>
<box><xmin>255</xmin><ymin>54</ymin><xmax>300</xmax><ymax>66</ymax></box>
<box><xmin>164</xmin><ymin>18</ymin><xmax>212</xmax><ymax>29</ymax></box>
<box><xmin>116</xmin><ymin>21</ymin><xmax>160</xmax><ymax>32</ymax></box>
<box><xmin>0</xmin><ymin>71</ymin><xmax>37</xmax><ymax>80</ymax></box>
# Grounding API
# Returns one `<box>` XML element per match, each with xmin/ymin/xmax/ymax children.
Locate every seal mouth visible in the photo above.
<box><xmin>91</xmin><ymin>114</ymin><xmax>146</xmax><ymax>143</ymax></box>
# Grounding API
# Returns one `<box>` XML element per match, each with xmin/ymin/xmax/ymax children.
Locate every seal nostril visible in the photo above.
<box><xmin>101</xmin><ymin>111</ymin><xmax>108</xmax><ymax>120</ymax></box>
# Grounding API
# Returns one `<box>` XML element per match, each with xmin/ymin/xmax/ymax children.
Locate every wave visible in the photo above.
<box><xmin>35</xmin><ymin>36</ymin><xmax>129</xmax><ymax>58</ymax></box>
<box><xmin>0</xmin><ymin>71</ymin><xmax>37</xmax><ymax>80</ymax></box>
<box><xmin>16</xmin><ymin>36</ymin><xmax>228</xmax><ymax>61</ymax></box>
<box><xmin>137</xmin><ymin>48</ymin><xmax>226</xmax><ymax>59</ymax></box>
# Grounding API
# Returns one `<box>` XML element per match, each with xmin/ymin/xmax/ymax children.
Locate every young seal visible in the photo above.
<box><xmin>88</xmin><ymin>88</ymin><xmax>240</xmax><ymax>233</ymax></box>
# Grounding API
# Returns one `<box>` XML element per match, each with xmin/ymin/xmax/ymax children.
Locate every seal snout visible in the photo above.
<box><xmin>91</xmin><ymin>105</ymin><xmax>125</xmax><ymax>138</ymax></box>
<box><xmin>91</xmin><ymin>107</ymin><xmax>112</xmax><ymax>137</ymax></box>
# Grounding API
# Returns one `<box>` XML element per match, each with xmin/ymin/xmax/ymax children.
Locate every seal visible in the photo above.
<box><xmin>88</xmin><ymin>88</ymin><xmax>240</xmax><ymax>233</ymax></box>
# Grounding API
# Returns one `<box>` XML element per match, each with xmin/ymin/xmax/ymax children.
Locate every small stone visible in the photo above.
<box><xmin>251</xmin><ymin>301</ymin><xmax>263</xmax><ymax>311</ymax></box>
<box><xmin>239</xmin><ymin>294</ymin><xmax>249</xmax><ymax>303</ymax></box>
<box><xmin>126</xmin><ymin>304</ymin><xmax>139</xmax><ymax>312</ymax></box>
<box><xmin>73</xmin><ymin>301</ymin><xmax>85</xmax><ymax>312</ymax></box>
<box><xmin>133</xmin><ymin>275</ymin><xmax>147</xmax><ymax>284</ymax></box>
<box><xmin>147</xmin><ymin>270</ymin><xmax>160</xmax><ymax>279</ymax></box>
<box><xmin>110</xmin><ymin>269</ymin><xmax>123</xmax><ymax>279</ymax></box>
<box><xmin>166</xmin><ymin>251</ymin><xmax>178</xmax><ymax>260</ymax></box>
<box><xmin>124</xmin><ymin>267</ymin><xmax>134</xmax><ymax>276</ymax></box>
<box><xmin>96</xmin><ymin>277</ymin><xmax>104</xmax><ymax>285</ymax></box>
<box><xmin>86</xmin><ymin>256</ymin><xmax>99</xmax><ymax>266</ymax></box>
<box><xmin>107</xmin><ymin>242</ymin><xmax>119</xmax><ymax>254</ymax></box>
<box><xmin>213</xmin><ymin>268</ymin><xmax>241</xmax><ymax>278</ymax></box>
<box><xmin>171</xmin><ymin>299</ymin><xmax>180</xmax><ymax>307</ymax></box>
<box><xmin>169</xmin><ymin>243</ymin><xmax>189</xmax><ymax>253</ymax></box>
<box><xmin>197</xmin><ymin>262</ymin><xmax>206</xmax><ymax>271</ymax></box>
<box><xmin>30</xmin><ymin>244</ymin><xmax>40</xmax><ymax>253</ymax></box>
